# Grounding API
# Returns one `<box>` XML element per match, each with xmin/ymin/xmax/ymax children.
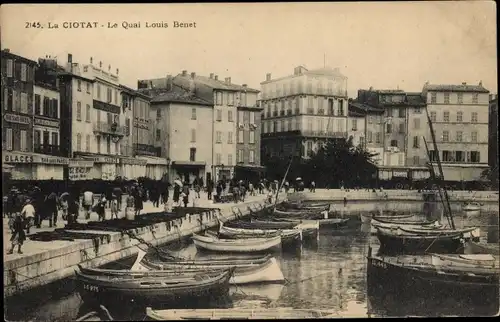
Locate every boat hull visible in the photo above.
<box><xmin>370</xmin><ymin>220</ymin><xmax>441</xmax><ymax>234</ymax></box>
<box><xmin>375</xmin><ymin>229</ymin><xmax>465</xmax><ymax>254</ymax></box>
<box><xmin>192</xmin><ymin>234</ymin><xmax>282</xmax><ymax>253</ymax></box>
<box><xmin>218</xmin><ymin>225</ymin><xmax>302</xmax><ymax>247</ymax></box>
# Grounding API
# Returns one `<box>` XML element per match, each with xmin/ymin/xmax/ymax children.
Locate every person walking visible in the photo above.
<box><xmin>21</xmin><ymin>199</ymin><xmax>36</xmax><ymax>234</ymax></box>
<box><xmin>133</xmin><ymin>184</ymin><xmax>144</xmax><ymax>217</ymax></box>
<box><xmin>112</xmin><ymin>186</ymin><xmax>123</xmax><ymax>212</ymax></box>
<box><xmin>207</xmin><ymin>179</ymin><xmax>213</xmax><ymax>200</ymax></box>
<box><xmin>82</xmin><ymin>188</ymin><xmax>94</xmax><ymax>220</ymax></box>
<box><xmin>311</xmin><ymin>181</ymin><xmax>316</xmax><ymax>193</ymax></box>
<box><xmin>95</xmin><ymin>194</ymin><xmax>107</xmax><ymax>221</ymax></box>
<box><xmin>7</xmin><ymin>209</ymin><xmax>26</xmax><ymax>255</ymax></box>
<box><xmin>67</xmin><ymin>196</ymin><xmax>80</xmax><ymax>225</ymax></box>
<box><xmin>182</xmin><ymin>183</ymin><xmax>190</xmax><ymax>207</ymax></box>
<box><xmin>173</xmin><ymin>181</ymin><xmax>181</xmax><ymax>207</ymax></box>
<box><xmin>45</xmin><ymin>191</ymin><xmax>59</xmax><ymax>228</ymax></box>
<box><xmin>110</xmin><ymin>193</ymin><xmax>119</xmax><ymax>219</ymax></box>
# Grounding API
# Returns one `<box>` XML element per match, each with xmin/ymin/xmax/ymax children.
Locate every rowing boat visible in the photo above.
<box><xmin>218</xmin><ymin>223</ymin><xmax>302</xmax><ymax>245</ymax></box>
<box><xmin>227</xmin><ymin>220</ymin><xmax>297</xmax><ymax>230</ymax></box>
<box><xmin>430</xmin><ymin>253</ymin><xmax>498</xmax><ymax>268</ymax></box>
<box><xmin>192</xmin><ymin>233</ymin><xmax>282</xmax><ymax>253</ymax></box>
<box><xmin>369</xmin><ymin>219</ymin><xmax>441</xmax><ymax>234</ymax></box>
<box><xmin>275</xmin><ymin>217</ymin><xmax>348</xmax><ymax>228</ymax></box>
<box><xmin>398</xmin><ymin>226</ymin><xmax>481</xmax><ymax>241</ymax></box>
<box><xmin>145</xmin><ymin>307</ymin><xmax>337</xmax><ymax>320</ymax></box>
<box><xmin>360</xmin><ymin>213</ymin><xmax>413</xmax><ymax>223</ymax></box>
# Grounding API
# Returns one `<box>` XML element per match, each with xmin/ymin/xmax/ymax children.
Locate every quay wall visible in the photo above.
<box><xmin>3</xmin><ymin>199</ymin><xmax>269</xmax><ymax>298</ymax></box>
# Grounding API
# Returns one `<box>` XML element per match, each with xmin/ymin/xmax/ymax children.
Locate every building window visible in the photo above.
<box><xmin>191</xmin><ymin>108</ymin><xmax>196</xmax><ymax>120</ymax></box>
<box><xmin>386</xmin><ymin>123</ymin><xmax>392</xmax><ymax>134</ymax></box>
<box><xmin>228</xmin><ymin>110</ymin><xmax>233</xmax><ymax>122</ymax></box>
<box><xmin>328</xmin><ymin>99</ymin><xmax>334</xmax><ymax>115</ymax></box>
<box><xmin>216</xmin><ymin>109</ymin><xmax>222</xmax><ymax>121</ymax></box>
<box><xmin>249</xmin><ymin>131</ymin><xmax>255</xmax><ymax>144</ymax></box>
<box><xmin>6</xmin><ymin>59</ymin><xmax>13</xmax><ymax>77</ymax></box>
<box><xmin>157</xmin><ymin>109</ymin><xmax>161</xmax><ymax>119</ymax></box>
<box><xmin>238</xmin><ymin>150</ymin><xmax>244</xmax><ymax>163</ymax></box>
<box><xmin>442</xmin><ymin>130</ymin><xmax>449</xmax><ymax>142</ymax></box>
<box><xmin>156</xmin><ymin>129</ymin><xmax>161</xmax><ymax>141</ymax></box>
<box><xmin>77</xmin><ymin>80</ymin><xmax>82</xmax><ymax>91</ymax></box>
<box><xmin>114</xmin><ymin>142</ymin><xmax>119</xmax><ymax>155</ymax></box>
<box><xmin>86</xmin><ymin>83</ymin><xmax>91</xmax><ymax>94</ymax></box>
<box><xmin>34</xmin><ymin>94</ymin><xmax>41</xmax><ymax>115</ymax></box>
<box><xmin>238</xmin><ymin>110</ymin><xmax>244</xmax><ymax>123</ymax></box>
<box><xmin>415</xmin><ymin>107</ymin><xmax>422</xmax><ymax>114</ymax></box>
<box><xmin>455</xmin><ymin>151</ymin><xmax>465</xmax><ymax>162</ymax></box>
<box><xmin>390</xmin><ymin>140</ymin><xmax>398</xmax><ymax>147</ymax></box>
<box><xmin>228</xmin><ymin>131</ymin><xmax>233</xmax><ymax>144</ymax></box>
<box><xmin>97</xmin><ymin>84</ymin><xmax>101</xmax><ymax>99</ymax></box>
<box><xmin>190</xmin><ymin>148</ymin><xmax>196</xmax><ymax>161</ymax></box>
<box><xmin>443</xmin><ymin>111</ymin><xmax>449</xmax><ymax>122</ymax></box>
<box><xmin>216</xmin><ymin>92</ymin><xmax>222</xmax><ymax>105</ymax></box>
<box><xmin>215</xmin><ymin>153</ymin><xmax>222</xmax><ymax>165</ymax></box>
<box><xmin>96</xmin><ymin>136</ymin><xmax>101</xmax><ymax>153</ymax></box>
<box><xmin>249</xmin><ymin>150</ymin><xmax>255</xmax><ymax>163</ymax></box>
<box><xmin>86</xmin><ymin>135</ymin><xmax>90</xmax><ymax>152</ymax></box>
<box><xmin>471</xmin><ymin>112</ymin><xmax>478</xmax><ymax>123</ymax></box>
<box><xmin>19</xmin><ymin>130</ymin><xmax>27</xmax><ymax>151</ymax></box>
<box><xmin>250</xmin><ymin>112</ymin><xmax>255</xmax><ymax>125</ymax></box>
<box><xmin>471</xmin><ymin>131</ymin><xmax>478</xmax><ymax>142</ymax></box>
<box><xmin>386</xmin><ymin>108</ymin><xmax>393</xmax><ymax>118</ymax></box>
<box><xmin>444</xmin><ymin>93</ymin><xmax>450</xmax><ymax>104</ymax></box>
<box><xmin>106</xmin><ymin>137</ymin><xmax>111</xmax><ymax>154</ymax></box>
<box><xmin>306</xmin><ymin>141</ymin><xmax>313</xmax><ymax>157</ymax></box>
<box><xmin>470</xmin><ymin>151</ymin><xmax>481</xmax><ymax>163</ymax></box>
<box><xmin>398</xmin><ymin>108</ymin><xmax>405</xmax><ymax>118</ymax></box>
<box><xmin>191</xmin><ymin>129</ymin><xmax>196</xmax><ymax>142</ymax></box>
<box><xmin>456</xmin><ymin>111</ymin><xmax>463</xmax><ymax>122</ymax></box>
<box><xmin>413</xmin><ymin>136</ymin><xmax>420</xmax><ymax>148</ymax></box>
<box><xmin>76</xmin><ymin>102</ymin><xmax>82</xmax><ymax>121</ymax></box>
<box><xmin>76</xmin><ymin>133</ymin><xmax>82</xmax><ymax>151</ymax></box>
<box><xmin>472</xmin><ymin>93</ymin><xmax>478</xmax><ymax>104</ymax></box>
<box><xmin>86</xmin><ymin>104</ymin><xmax>91</xmax><ymax>122</ymax></box>
<box><xmin>367</xmin><ymin>131</ymin><xmax>372</xmax><ymax>143</ymax></box>
<box><xmin>430</xmin><ymin>93</ymin><xmax>437</xmax><ymax>103</ymax></box>
<box><xmin>442</xmin><ymin>150</ymin><xmax>452</xmax><ymax>162</ymax></box>
<box><xmin>375</xmin><ymin>132</ymin><xmax>381</xmax><ymax>143</ymax></box>
<box><xmin>238</xmin><ymin>130</ymin><xmax>244</xmax><ymax>143</ymax></box>
<box><xmin>20</xmin><ymin>63</ymin><xmax>27</xmax><ymax>82</ymax></box>
<box><xmin>338</xmin><ymin>100</ymin><xmax>344</xmax><ymax>116</ymax></box>
<box><xmin>457</xmin><ymin>93</ymin><xmax>463</xmax><ymax>104</ymax></box>
<box><xmin>352</xmin><ymin>119</ymin><xmax>357</xmax><ymax>131</ymax></box>
<box><xmin>51</xmin><ymin>132</ymin><xmax>58</xmax><ymax>146</ymax></box>
<box><xmin>227</xmin><ymin>154</ymin><xmax>233</xmax><ymax>166</ymax></box>
<box><xmin>216</xmin><ymin>131</ymin><xmax>222</xmax><ymax>143</ymax></box>
<box><xmin>398</xmin><ymin>123</ymin><xmax>405</xmax><ymax>133</ymax></box>
<box><xmin>430</xmin><ymin>111</ymin><xmax>437</xmax><ymax>122</ymax></box>
<box><xmin>456</xmin><ymin>131</ymin><xmax>463</xmax><ymax>142</ymax></box>
<box><xmin>4</xmin><ymin>128</ymin><xmax>13</xmax><ymax>150</ymax></box>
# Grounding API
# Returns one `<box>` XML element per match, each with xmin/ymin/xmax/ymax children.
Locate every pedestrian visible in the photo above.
<box><xmin>113</xmin><ymin>186</ymin><xmax>123</xmax><ymax>211</ymax></box>
<box><xmin>82</xmin><ymin>188</ymin><xmax>94</xmax><ymax>220</ymax></box>
<box><xmin>133</xmin><ymin>184</ymin><xmax>144</xmax><ymax>217</ymax></box>
<box><xmin>44</xmin><ymin>191</ymin><xmax>59</xmax><ymax>228</ymax></box>
<box><xmin>207</xmin><ymin>179</ymin><xmax>213</xmax><ymax>200</ymax></box>
<box><xmin>194</xmin><ymin>182</ymin><xmax>201</xmax><ymax>199</ymax></box>
<box><xmin>110</xmin><ymin>194</ymin><xmax>119</xmax><ymax>219</ymax></box>
<box><xmin>59</xmin><ymin>193</ymin><xmax>69</xmax><ymax>222</ymax></box>
<box><xmin>343</xmin><ymin>196</ymin><xmax>348</xmax><ymax>207</ymax></box>
<box><xmin>182</xmin><ymin>184</ymin><xmax>190</xmax><ymax>207</ymax></box>
<box><xmin>173</xmin><ymin>181</ymin><xmax>181</xmax><ymax>206</ymax></box>
<box><xmin>311</xmin><ymin>181</ymin><xmax>316</xmax><ymax>193</ymax></box>
<box><xmin>21</xmin><ymin>199</ymin><xmax>36</xmax><ymax>234</ymax></box>
<box><xmin>248</xmin><ymin>182</ymin><xmax>255</xmax><ymax>196</ymax></box>
<box><xmin>95</xmin><ymin>195</ymin><xmax>107</xmax><ymax>221</ymax></box>
<box><xmin>67</xmin><ymin>196</ymin><xmax>80</xmax><ymax>225</ymax></box>
<box><xmin>7</xmin><ymin>209</ymin><xmax>26</xmax><ymax>255</ymax></box>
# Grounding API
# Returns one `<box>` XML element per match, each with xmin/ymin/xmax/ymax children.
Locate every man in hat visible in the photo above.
<box><xmin>21</xmin><ymin>198</ymin><xmax>36</xmax><ymax>234</ymax></box>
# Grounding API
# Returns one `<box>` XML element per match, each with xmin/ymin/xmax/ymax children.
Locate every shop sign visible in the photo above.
<box><xmin>34</xmin><ymin>117</ymin><xmax>60</xmax><ymax>128</ymax></box>
<box><xmin>68</xmin><ymin>167</ymin><xmax>91</xmax><ymax>181</ymax></box>
<box><xmin>81</xmin><ymin>156</ymin><xmax>119</xmax><ymax>164</ymax></box>
<box><xmin>32</xmin><ymin>155</ymin><xmax>68</xmax><ymax>165</ymax></box>
<box><xmin>120</xmin><ymin>158</ymin><xmax>148</xmax><ymax>166</ymax></box>
<box><xmin>69</xmin><ymin>159</ymin><xmax>94</xmax><ymax>168</ymax></box>
<box><xmin>392</xmin><ymin>170</ymin><xmax>408</xmax><ymax>178</ymax></box>
<box><xmin>4</xmin><ymin>113</ymin><xmax>31</xmax><ymax>125</ymax></box>
<box><xmin>4</xmin><ymin>152</ymin><xmax>34</xmax><ymax>163</ymax></box>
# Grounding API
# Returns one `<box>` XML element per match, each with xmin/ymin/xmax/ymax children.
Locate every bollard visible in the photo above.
<box><xmin>487</xmin><ymin>213</ymin><xmax>499</xmax><ymax>244</ymax></box>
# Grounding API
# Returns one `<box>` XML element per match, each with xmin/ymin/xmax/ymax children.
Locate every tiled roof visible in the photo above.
<box><xmin>304</xmin><ymin>67</ymin><xmax>347</xmax><ymax>79</ymax></box>
<box><xmin>348</xmin><ymin>110</ymin><xmax>365</xmax><ymax>117</ymax></box>
<box><xmin>150</xmin><ymin>85</ymin><xmax>213</xmax><ymax>106</ymax></box>
<box><xmin>424</xmin><ymin>83</ymin><xmax>489</xmax><ymax>93</ymax></box>
<box><xmin>349</xmin><ymin>101</ymin><xmax>384</xmax><ymax>114</ymax></box>
<box><xmin>176</xmin><ymin>74</ymin><xmax>259</xmax><ymax>92</ymax></box>
<box><xmin>406</xmin><ymin>93</ymin><xmax>426</xmax><ymax>106</ymax></box>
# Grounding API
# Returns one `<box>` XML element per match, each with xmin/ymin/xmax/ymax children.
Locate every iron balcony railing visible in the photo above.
<box><xmin>93</xmin><ymin>121</ymin><xmax>126</xmax><ymax>136</ymax></box>
<box><xmin>300</xmin><ymin>130</ymin><xmax>347</xmax><ymax>138</ymax></box>
<box><xmin>34</xmin><ymin>144</ymin><xmax>65</xmax><ymax>156</ymax></box>
<box><xmin>134</xmin><ymin>143</ymin><xmax>161</xmax><ymax>157</ymax></box>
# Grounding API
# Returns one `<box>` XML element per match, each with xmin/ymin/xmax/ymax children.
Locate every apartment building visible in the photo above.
<box><xmin>488</xmin><ymin>94</ymin><xmax>498</xmax><ymax>174</ymax></box>
<box><xmin>347</xmin><ymin>108</ymin><xmax>366</xmax><ymax>148</ymax></box>
<box><xmin>260</xmin><ymin>66</ymin><xmax>349</xmax><ymax>161</ymax></box>
<box><xmin>423</xmin><ymin>82</ymin><xmax>490</xmax><ymax>181</ymax></box>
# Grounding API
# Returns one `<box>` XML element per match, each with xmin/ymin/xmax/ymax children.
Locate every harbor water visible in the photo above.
<box><xmin>4</xmin><ymin>200</ymin><xmax>499</xmax><ymax>320</ymax></box>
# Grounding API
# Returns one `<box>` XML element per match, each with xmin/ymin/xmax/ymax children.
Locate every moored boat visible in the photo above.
<box><xmin>228</xmin><ymin>220</ymin><xmax>297</xmax><ymax>230</ymax></box>
<box><xmin>145</xmin><ymin>307</ymin><xmax>337</xmax><ymax>320</ymax></box>
<box><xmin>218</xmin><ymin>223</ymin><xmax>302</xmax><ymax>246</ymax></box>
<box><xmin>399</xmin><ymin>226</ymin><xmax>481</xmax><ymax>242</ymax></box>
<box><xmin>275</xmin><ymin>217</ymin><xmax>348</xmax><ymax>228</ymax></box>
<box><xmin>192</xmin><ymin>233</ymin><xmax>282</xmax><ymax>253</ymax></box>
<box><xmin>375</xmin><ymin>227</ymin><xmax>466</xmax><ymax>254</ymax></box>
<box><xmin>430</xmin><ymin>253</ymin><xmax>498</xmax><ymax>268</ymax></box>
<box><xmin>360</xmin><ymin>213</ymin><xmax>413</xmax><ymax>224</ymax></box>
<box><xmin>463</xmin><ymin>202</ymin><xmax>481</xmax><ymax>212</ymax></box>
<box><xmin>74</xmin><ymin>267</ymin><xmax>234</xmax><ymax>305</ymax></box>
<box><xmin>369</xmin><ymin>219</ymin><xmax>441</xmax><ymax>234</ymax></box>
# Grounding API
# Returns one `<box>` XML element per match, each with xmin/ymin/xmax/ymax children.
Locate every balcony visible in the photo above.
<box><xmin>34</xmin><ymin>144</ymin><xmax>65</xmax><ymax>156</ymax></box>
<box><xmin>93</xmin><ymin>122</ymin><xmax>126</xmax><ymax>137</ymax></box>
<box><xmin>301</xmin><ymin>130</ymin><xmax>347</xmax><ymax>139</ymax></box>
<box><xmin>134</xmin><ymin>143</ymin><xmax>161</xmax><ymax>157</ymax></box>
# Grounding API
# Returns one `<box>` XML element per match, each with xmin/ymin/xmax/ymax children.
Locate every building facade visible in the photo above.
<box><xmin>423</xmin><ymin>82</ymin><xmax>490</xmax><ymax>182</ymax></box>
<box><xmin>260</xmin><ymin>66</ymin><xmax>349</xmax><ymax>161</ymax></box>
<box><xmin>347</xmin><ymin>108</ymin><xmax>366</xmax><ymax>148</ymax></box>
<box><xmin>488</xmin><ymin>94</ymin><xmax>498</xmax><ymax>174</ymax></box>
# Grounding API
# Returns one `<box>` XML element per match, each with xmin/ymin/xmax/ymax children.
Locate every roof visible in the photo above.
<box><xmin>406</xmin><ymin>93</ymin><xmax>426</xmax><ymax>106</ymax></box>
<box><xmin>349</xmin><ymin>101</ymin><xmax>385</xmax><ymax>114</ymax></box>
<box><xmin>175</xmin><ymin>74</ymin><xmax>259</xmax><ymax>93</ymax></box>
<box><xmin>348</xmin><ymin>110</ymin><xmax>365</xmax><ymax>117</ymax></box>
<box><xmin>1</xmin><ymin>50</ymin><xmax>37</xmax><ymax>65</ymax></box>
<box><xmin>303</xmin><ymin>67</ymin><xmax>347</xmax><ymax>79</ymax></box>
<box><xmin>423</xmin><ymin>83</ymin><xmax>489</xmax><ymax>93</ymax></box>
<box><xmin>119</xmin><ymin>84</ymin><xmax>151</xmax><ymax>100</ymax></box>
<box><xmin>375</xmin><ymin>89</ymin><xmax>405</xmax><ymax>94</ymax></box>
<box><xmin>150</xmin><ymin>84</ymin><xmax>213</xmax><ymax>106</ymax></box>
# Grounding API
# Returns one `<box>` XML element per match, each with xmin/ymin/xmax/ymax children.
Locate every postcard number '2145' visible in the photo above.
<box><xmin>83</xmin><ymin>284</ymin><xmax>99</xmax><ymax>292</ymax></box>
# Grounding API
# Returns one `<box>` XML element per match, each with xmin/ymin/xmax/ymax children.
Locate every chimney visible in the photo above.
<box><xmin>225</xmin><ymin>77</ymin><xmax>231</xmax><ymax>84</ymax></box>
<box><xmin>166</xmin><ymin>75</ymin><xmax>173</xmax><ymax>91</ymax></box>
<box><xmin>214</xmin><ymin>75</ymin><xmax>219</xmax><ymax>81</ymax></box>
<box><xmin>266</xmin><ymin>73</ymin><xmax>271</xmax><ymax>81</ymax></box>
<box><xmin>242</xmin><ymin>84</ymin><xmax>247</xmax><ymax>88</ymax></box>
<box><xmin>3</xmin><ymin>48</ymin><xmax>10</xmax><ymax>53</ymax></box>
<box><xmin>99</xmin><ymin>61</ymin><xmax>102</xmax><ymax>68</ymax></box>
<box><xmin>210</xmin><ymin>73</ymin><xmax>214</xmax><ymax>79</ymax></box>
<box><xmin>108</xmin><ymin>64</ymin><xmax>111</xmax><ymax>71</ymax></box>
<box><xmin>182</xmin><ymin>70</ymin><xmax>187</xmax><ymax>76</ymax></box>
<box><xmin>90</xmin><ymin>57</ymin><xmax>93</xmax><ymax>64</ymax></box>
<box><xmin>462</xmin><ymin>82</ymin><xmax>467</xmax><ymax>85</ymax></box>
<box><xmin>68</xmin><ymin>53</ymin><xmax>73</xmax><ymax>63</ymax></box>
<box><xmin>116</xmin><ymin>68</ymin><xmax>119</xmax><ymax>75</ymax></box>
<box><xmin>479</xmin><ymin>80</ymin><xmax>483</xmax><ymax>86</ymax></box>
<box><xmin>191</xmin><ymin>72</ymin><xmax>196</xmax><ymax>79</ymax></box>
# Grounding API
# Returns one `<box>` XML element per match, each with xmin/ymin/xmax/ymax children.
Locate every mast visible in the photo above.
<box><xmin>424</xmin><ymin>108</ymin><xmax>455</xmax><ymax>229</ymax></box>
<box><xmin>273</xmin><ymin>153</ymin><xmax>294</xmax><ymax>208</ymax></box>
<box><xmin>423</xmin><ymin>137</ymin><xmax>453</xmax><ymax>228</ymax></box>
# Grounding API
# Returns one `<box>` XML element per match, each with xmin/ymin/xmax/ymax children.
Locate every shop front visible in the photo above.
<box><xmin>3</xmin><ymin>151</ymin><xmax>68</xmax><ymax>180</ymax></box>
<box><xmin>137</xmin><ymin>156</ymin><xmax>170</xmax><ymax>181</ymax></box>
<box><xmin>117</xmin><ymin>157</ymin><xmax>147</xmax><ymax>180</ymax></box>
<box><xmin>234</xmin><ymin>164</ymin><xmax>266</xmax><ymax>183</ymax></box>
<box><xmin>74</xmin><ymin>153</ymin><xmax>120</xmax><ymax>181</ymax></box>
<box><xmin>171</xmin><ymin>161</ymin><xmax>206</xmax><ymax>185</ymax></box>
<box><xmin>68</xmin><ymin>159</ymin><xmax>94</xmax><ymax>181</ymax></box>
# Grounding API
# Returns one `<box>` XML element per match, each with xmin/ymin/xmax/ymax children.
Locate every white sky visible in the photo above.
<box><xmin>1</xmin><ymin>2</ymin><xmax>497</xmax><ymax>97</ymax></box>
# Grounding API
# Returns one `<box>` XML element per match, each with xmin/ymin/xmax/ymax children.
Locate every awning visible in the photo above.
<box><xmin>172</xmin><ymin>161</ymin><xmax>206</xmax><ymax>168</ymax></box>
<box><xmin>137</xmin><ymin>156</ymin><xmax>170</xmax><ymax>166</ymax></box>
<box><xmin>235</xmin><ymin>164</ymin><xmax>266</xmax><ymax>172</ymax></box>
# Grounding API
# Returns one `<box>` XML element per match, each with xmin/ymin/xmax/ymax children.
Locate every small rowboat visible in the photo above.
<box><xmin>281</xmin><ymin>201</ymin><xmax>331</xmax><ymax>210</ymax></box>
<box><xmin>399</xmin><ymin>226</ymin><xmax>481</xmax><ymax>242</ymax></box>
<box><xmin>75</xmin><ymin>267</ymin><xmax>234</xmax><ymax>305</ymax></box>
<box><xmin>369</xmin><ymin>218</ymin><xmax>441</xmax><ymax>234</ymax></box>
<box><xmin>227</xmin><ymin>220</ymin><xmax>297</xmax><ymax>230</ymax></box>
<box><xmin>463</xmin><ymin>202</ymin><xmax>481</xmax><ymax>212</ymax></box>
<box><xmin>273</xmin><ymin>208</ymin><xmax>327</xmax><ymax>218</ymax></box>
<box><xmin>145</xmin><ymin>307</ymin><xmax>337</xmax><ymax>320</ymax></box>
<box><xmin>192</xmin><ymin>233</ymin><xmax>282</xmax><ymax>253</ymax></box>
<box><xmin>276</xmin><ymin>217</ymin><xmax>348</xmax><ymax>228</ymax></box>
<box><xmin>218</xmin><ymin>223</ymin><xmax>302</xmax><ymax>245</ymax></box>
<box><xmin>76</xmin><ymin>305</ymin><xmax>113</xmax><ymax>321</ymax></box>
<box><xmin>360</xmin><ymin>213</ymin><xmax>413</xmax><ymax>223</ymax></box>
<box><xmin>430</xmin><ymin>253</ymin><xmax>498</xmax><ymax>268</ymax></box>
<box><xmin>141</xmin><ymin>256</ymin><xmax>285</xmax><ymax>285</ymax></box>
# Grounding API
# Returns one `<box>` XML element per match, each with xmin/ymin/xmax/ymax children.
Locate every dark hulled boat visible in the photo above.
<box><xmin>227</xmin><ymin>220</ymin><xmax>297</xmax><ymax>230</ymax></box>
<box><xmin>74</xmin><ymin>267</ymin><xmax>234</xmax><ymax>305</ymax></box>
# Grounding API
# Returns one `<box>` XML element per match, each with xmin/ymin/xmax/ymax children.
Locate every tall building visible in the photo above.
<box><xmin>1</xmin><ymin>49</ymin><xmax>67</xmax><ymax>180</ymax></box>
<box><xmin>347</xmin><ymin>107</ymin><xmax>366</xmax><ymax>148</ymax></box>
<box><xmin>422</xmin><ymin>82</ymin><xmax>490</xmax><ymax>181</ymax></box>
<box><xmin>260</xmin><ymin>66</ymin><xmax>349</xmax><ymax>160</ymax></box>
<box><xmin>488</xmin><ymin>94</ymin><xmax>498</xmax><ymax>174</ymax></box>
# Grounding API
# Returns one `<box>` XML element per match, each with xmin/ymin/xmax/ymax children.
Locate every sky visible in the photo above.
<box><xmin>1</xmin><ymin>2</ymin><xmax>497</xmax><ymax>97</ymax></box>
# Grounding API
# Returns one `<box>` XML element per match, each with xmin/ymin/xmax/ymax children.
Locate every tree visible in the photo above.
<box><xmin>480</xmin><ymin>166</ymin><xmax>499</xmax><ymax>189</ymax></box>
<box><xmin>305</xmin><ymin>137</ymin><xmax>378</xmax><ymax>188</ymax></box>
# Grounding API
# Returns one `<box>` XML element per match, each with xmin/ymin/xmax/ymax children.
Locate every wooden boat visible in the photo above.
<box><xmin>140</xmin><ymin>256</ymin><xmax>285</xmax><ymax>285</ymax></box>
<box><xmin>74</xmin><ymin>267</ymin><xmax>234</xmax><ymax>305</ymax></box>
<box><xmin>466</xmin><ymin>241</ymin><xmax>500</xmax><ymax>256</ymax></box>
<box><xmin>430</xmin><ymin>253</ymin><xmax>498</xmax><ymax>268</ymax></box>
<box><xmin>227</xmin><ymin>220</ymin><xmax>297</xmax><ymax>230</ymax></box>
<box><xmin>375</xmin><ymin>226</ymin><xmax>466</xmax><ymax>254</ymax></box>
<box><xmin>192</xmin><ymin>233</ymin><xmax>282</xmax><ymax>253</ymax></box>
<box><xmin>280</xmin><ymin>201</ymin><xmax>331</xmax><ymax>210</ymax></box>
<box><xmin>146</xmin><ymin>307</ymin><xmax>337</xmax><ymax>320</ymax></box>
<box><xmin>229</xmin><ymin>283</ymin><xmax>285</xmax><ymax>302</ymax></box>
<box><xmin>273</xmin><ymin>208</ymin><xmax>327</xmax><ymax>218</ymax></box>
<box><xmin>367</xmin><ymin>248</ymin><xmax>499</xmax><ymax>304</ymax></box>
<box><xmin>463</xmin><ymin>202</ymin><xmax>481</xmax><ymax>212</ymax></box>
<box><xmin>218</xmin><ymin>223</ymin><xmax>302</xmax><ymax>246</ymax></box>
<box><xmin>399</xmin><ymin>226</ymin><xmax>481</xmax><ymax>242</ymax></box>
<box><xmin>360</xmin><ymin>213</ymin><xmax>413</xmax><ymax>223</ymax></box>
<box><xmin>76</xmin><ymin>306</ymin><xmax>113</xmax><ymax>321</ymax></box>
<box><xmin>369</xmin><ymin>219</ymin><xmax>442</xmax><ymax>234</ymax></box>
<box><xmin>275</xmin><ymin>217</ymin><xmax>348</xmax><ymax>228</ymax></box>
